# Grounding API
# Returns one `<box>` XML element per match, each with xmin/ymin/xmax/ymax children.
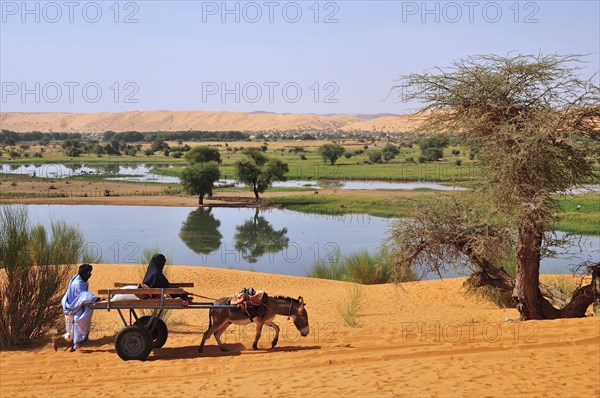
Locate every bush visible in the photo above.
<box><xmin>337</xmin><ymin>286</ymin><xmax>364</xmax><ymax>327</ymax></box>
<box><xmin>343</xmin><ymin>251</ymin><xmax>392</xmax><ymax>284</ymax></box>
<box><xmin>422</xmin><ymin>147</ymin><xmax>444</xmax><ymax>161</ymax></box>
<box><xmin>308</xmin><ymin>249</ymin><xmax>417</xmax><ymax>284</ymax></box>
<box><xmin>368</xmin><ymin>150</ymin><xmax>383</xmax><ymax>164</ymax></box>
<box><xmin>455</xmin><ymin>159</ymin><xmax>462</xmax><ymax>166</ymax></box>
<box><xmin>0</xmin><ymin>206</ymin><xmax>88</xmax><ymax>347</ymax></box>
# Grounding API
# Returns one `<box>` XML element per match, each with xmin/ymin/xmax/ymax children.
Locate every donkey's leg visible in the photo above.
<box><xmin>265</xmin><ymin>321</ymin><xmax>280</xmax><ymax>348</ymax></box>
<box><xmin>252</xmin><ymin>319</ymin><xmax>265</xmax><ymax>350</ymax></box>
<box><xmin>198</xmin><ymin>318</ymin><xmax>225</xmax><ymax>353</ymax></box>
<box><xmin>213</xmin><ymin>322</ymin><xmax>232</xmax><ymax>352</ymax></box>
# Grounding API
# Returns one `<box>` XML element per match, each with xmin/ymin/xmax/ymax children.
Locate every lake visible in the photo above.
<box><xmin>0</xmin><ymin>163</ymin><xmax>470</xmax><ymax>190</ymax></box>
<box><xmin>17</xmin><ymin>204</ymin><xmax>600</xmax><ymax>279</ymax></box>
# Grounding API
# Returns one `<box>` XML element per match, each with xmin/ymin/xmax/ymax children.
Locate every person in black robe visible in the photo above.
<box><xmin>142</xmin><ymin>253</ymin><xmax>190</xmax><ymax>300</ymax></box>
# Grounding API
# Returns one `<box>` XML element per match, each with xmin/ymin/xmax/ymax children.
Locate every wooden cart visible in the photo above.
<box><xmin>93</xmin><ymin>283</ymin><xmax>236</xmax><ymax>361</ymax></box>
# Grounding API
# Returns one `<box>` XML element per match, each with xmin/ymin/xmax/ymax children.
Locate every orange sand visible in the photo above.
<box><xmin>1</xmin><ymin>264</ymin><xmax>598</xmax><ymax>397</ymax></box>
<box><xmin>0</xmin><ymin>110</ymin><xmax>423</xmax><ymax>133</ymax></box>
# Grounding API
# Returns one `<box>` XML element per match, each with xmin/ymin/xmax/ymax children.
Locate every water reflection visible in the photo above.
<box><xmin>234</xmin><ymin>208</ymin><xmax>290</xmax><ymax>263</ymax></box>
<box><xmin>13</xmin><ymin>204</ymin><xmax>597</xmax><ymax>277</ymax></box>
<box><xmin>179</xmin><ymin>207</ymin><xmax>223</xmax><ymax>254</ymax></box>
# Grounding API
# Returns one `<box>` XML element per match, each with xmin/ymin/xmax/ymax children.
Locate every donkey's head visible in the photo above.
<box><xmin>291</xmin><ymin>296</ymin><xmax>309</xmax><ymax>337</ymax></box>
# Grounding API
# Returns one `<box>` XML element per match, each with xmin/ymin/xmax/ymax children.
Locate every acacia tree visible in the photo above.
<box><xmin>235</xmin><ymin>149</ymin><xmax>288</xmax><ymax>201</ymax></box>
<box><xmin>184</xmin><ymin>146</ymin><xmax>222</xmax><ymax>164</ymax></box>
<box><xmin>318</xmin><ymin>143</ymin><xmax>345</xmax><ymax>165</ymax></box>
<box><xmin>394</xmin><ymin>54</ymin><xmax>599</xmax><ymax>320</ymax></box>
<box><xmin>180</xmin><ymin>163</ymin><xmax>220</xmax><ymax>204</ymax></box>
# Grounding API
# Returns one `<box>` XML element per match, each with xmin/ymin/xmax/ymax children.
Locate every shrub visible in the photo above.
<box><xmin>337</xmin><ymin>286</ymin><xmax>364</xmax><ymax>327</ymax></box>
<box><xmin>308</xmin><ymin>249</ymin><xmax>417</xmax><ymax>284</ymax></box>
<box><xmin>455</xmin><ymin>159</ymin><xmax>462</xmax><ymax>166</ymax></box>
<box><xmin>343</xmin><ymin>251</ymin><xmax>392</xmax><ymax>284</ymax></box>
<box><xmin>368</xmin><ymin>150</ymin><xmax>383</xmax><ymax>164</ymax></box>
<box><xmin>0</xmin><ymin>205</ymin><xmax>87</xmax><ymax>347</ymax></box>
<box><xmin>422</xmin><ymin>147</ymin><xmax>444</xmax><ymax>161</ymax></box>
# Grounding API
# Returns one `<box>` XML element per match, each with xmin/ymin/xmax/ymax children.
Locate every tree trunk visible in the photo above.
<box><xmin>198</xmin><ymin>194</ymin><xmax>204</xmax><ymax>205</ymax></box>
<box><xmin>513</xmin><ymin>222</ymin><xmax>546</xmax><ymax>320</ymax></box>
<box><xmin>594</xmin><ymin>265</ymin><xmax>600</xmax><ymax>315</ymax></box>
<box><xmin>253</xmin><ymin>183</ymin><xmax>260</xmax><ymax>202</ymax></box>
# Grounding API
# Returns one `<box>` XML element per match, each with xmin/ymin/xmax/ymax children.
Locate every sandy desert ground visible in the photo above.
<box><xmin>1</xmin><ymin>264</ymin><xmax>598</xmax><ymax>398</ymax></box>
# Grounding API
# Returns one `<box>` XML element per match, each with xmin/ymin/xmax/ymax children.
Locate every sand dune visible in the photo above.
<box><xmin>1</xmin><ymin>264</ymin><xmax>598</xmax><ymax>397</ymax></box>
<box><xmin>0</xmin><ymin>110</ymin><xmax>421</xmax><ymax>133</ymax></box>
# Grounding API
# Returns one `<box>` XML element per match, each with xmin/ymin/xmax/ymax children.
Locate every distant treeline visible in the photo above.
<box><xmin>1</xmin><ymin>130</ymin><xmax>81</xmax><ymax>144</ymax></box>
<box><xmin>103</xmin><ymin>130</ymin><xmax>249</xmax><ymax>142</ymax></box>
<box><xmin>0</xmin><ymin>129</ymin><xmax>249</xmax><ymax>144</ymax></box>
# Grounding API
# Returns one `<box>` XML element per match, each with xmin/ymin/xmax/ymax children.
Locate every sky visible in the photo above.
<box><xmin>0</xmin><ymin>0</ymin><xmax>598</xmax><ymax>115</ymax></box>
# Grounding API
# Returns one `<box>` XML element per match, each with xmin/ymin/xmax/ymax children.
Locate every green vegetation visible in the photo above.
<box><xmin>0</xmin><ymin>205</ymin><xmax>88</xmax><ymax>347</ymax></box>
<box><xmin>308</xmin><ymin>249</ymin><xmax>418</xmax><ymax>284</ymax></box>
<box><xmin>235</xmin><ymin>149</ymin><xmax>289</xmax><ymax>200</ymax></box>
<box><xmin>184</xmin><ymin>146</ymin><xmax>222</xmax><ymax>164</ymax></box>
<box><xmin>180</xmin><ymin>163</ymin><xmax>220</xmax><ymax>204</ymax></box>
<box><xmin>555</xmin><ymin>194</ymin><xmax>600</xmax><ymax>235</ymax></box>
<box><xmin>396</xmin><ymin>53</ymin><xmax>599</xmax><ymax>320</ymax></box>
<box><xmin>337</xmin><ymin>286</ymin><xmax>365</xmax><ymax>327</ymax></box>
<box><xmin>268</xmin><ymin>192</ymin><xmax>599</xmax><ymax>235</ymax></box>
<box><xmin>318</xmin><ymin>143</ymin><xmax>346</xmax><ymax>165</ymax></box>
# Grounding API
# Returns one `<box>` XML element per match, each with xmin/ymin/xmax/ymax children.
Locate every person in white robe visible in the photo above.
<box><xmin>53</xmin><ymin>264</ymin><xmax>99</xmax><ymax>351</ymax></box>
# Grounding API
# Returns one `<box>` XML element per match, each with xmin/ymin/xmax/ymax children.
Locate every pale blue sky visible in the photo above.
<box><xmin>1</xmin><ymin>1</ymin><xmax>598</xmax><ymax>114</ymax></box>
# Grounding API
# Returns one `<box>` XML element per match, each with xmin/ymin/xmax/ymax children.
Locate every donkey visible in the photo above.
<box><xmin>198</xmin><ymin>295</ymin><xmax>309</xmax><ymax>353</ymax></box>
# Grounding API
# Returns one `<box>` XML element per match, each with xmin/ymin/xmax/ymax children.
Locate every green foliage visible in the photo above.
<box><xmin>235</xmin><ymin>152</ymin><xmax>288</xmax><ymax>200</ymax></box>
<box><xmin>337</xmin><ymin>286</ymin><xmax>365</xmax><ymax>327</ymax></box>
<box><xmin>180</xmin><ymin>163</ymin><xmax>220</xmax><ymax>204</ymax></box>
<box><xmin>382</xmin><ymin>143</ymin><xmax>400</xmax><ymax>155</ymax></box>
<box><xmin>422</xmin><ymin>146</ymin><xmax>444</xmax><ymax>161</ymax></box>
<box><xmin>368</xmin><ymin>150</ymin><xmax>383</xmax><ymax>164</ymax></box>
<box><xmin>0</xmin><ymin>205</ymin><xmax>87</xmax><ymax>347</ymax></box>
<box><xmin>397</xmin><ymin>54</ymin><xmax>600</xmax><ymax>318</ymax></box>
<box><xmin>318</xmin><ymin>143</ymin><xmax>346</xmax><ymax>165</ymax></box>
<box><xmin>184</xmin><ymin>146</ymin><xmax>222</xmax><ymax>165</ymax></box>
<box><xmin>419</xmin><ymin>135</ymin><xmax>449</xmax><ymax>151</ymax></box>
<box><xmin>308</xmin><ymin>249</ymin><xmax>417</xmax><ymax>284</ymax></box>
<box><xmin>151</xmin><ymin>140</ymin><xmax>170</xmax><ymax>153</ymax></box>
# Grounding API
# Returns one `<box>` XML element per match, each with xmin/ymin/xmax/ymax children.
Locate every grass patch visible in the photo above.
<box><xmin>270</xmin><ymin>192</ymin><xmax>599</xmax><ymax>236</ymax></box>
<box><xmin>308</xmin><ymin>249</ymin><xmax>418</xmax><ymax>284</ymax></box>
<box><xmin>267</xmin><ymin>193</ymin><xmax>428</xmax><ymax>218</ymax></box>
<box><xmin>337</xmin><ymin>286</ymin><xmax>365</xmax><ymax>327</ymax></box>
<box><xmin>556</xmin><ymin>193</ymin><xmax>600</xmax><ymax>235</ymax></box>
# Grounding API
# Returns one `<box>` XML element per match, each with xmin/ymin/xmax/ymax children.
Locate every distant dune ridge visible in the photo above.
<box><xmin>0</xmin><ymin>110</ymin><xmax>425</xmax><ymax>133</ymax></box>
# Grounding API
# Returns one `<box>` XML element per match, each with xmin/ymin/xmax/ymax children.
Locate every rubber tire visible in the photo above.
<box><xmin>115</xmin><ymin>325</ymin><xmax>153</xmax><ymax>361</ymax></box>
<box><xmin>135</xmin><ymin>316</ymin><xmax>168</xmax><ymax>348</ymax></box>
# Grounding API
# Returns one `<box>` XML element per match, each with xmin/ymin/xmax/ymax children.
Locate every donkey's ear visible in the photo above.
<box><xmin>298</xmin><ymin>296</ymin><xmax>304</xmax><ymax>306</ymax></box>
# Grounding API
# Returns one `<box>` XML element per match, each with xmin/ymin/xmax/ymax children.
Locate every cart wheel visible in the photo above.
<box><xmin>115</xmin><ymin>325</ymin><xmax>153</xmax><ymax>361</ymax></box>
<box><xmin>135</xmin><ymin>316</ymin><xmax>168</xmax><ymax>348</ymax></box>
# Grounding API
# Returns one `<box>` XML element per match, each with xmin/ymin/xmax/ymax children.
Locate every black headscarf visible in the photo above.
<box><xmin>78</xmin><ymin>263</ymin><xmax>93</xmax><ymax>282</ymax></box>
<box><xmin>142</xmin><ymin>254</ymin><xmax>170</xmax><ymax>288</ymax></box>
